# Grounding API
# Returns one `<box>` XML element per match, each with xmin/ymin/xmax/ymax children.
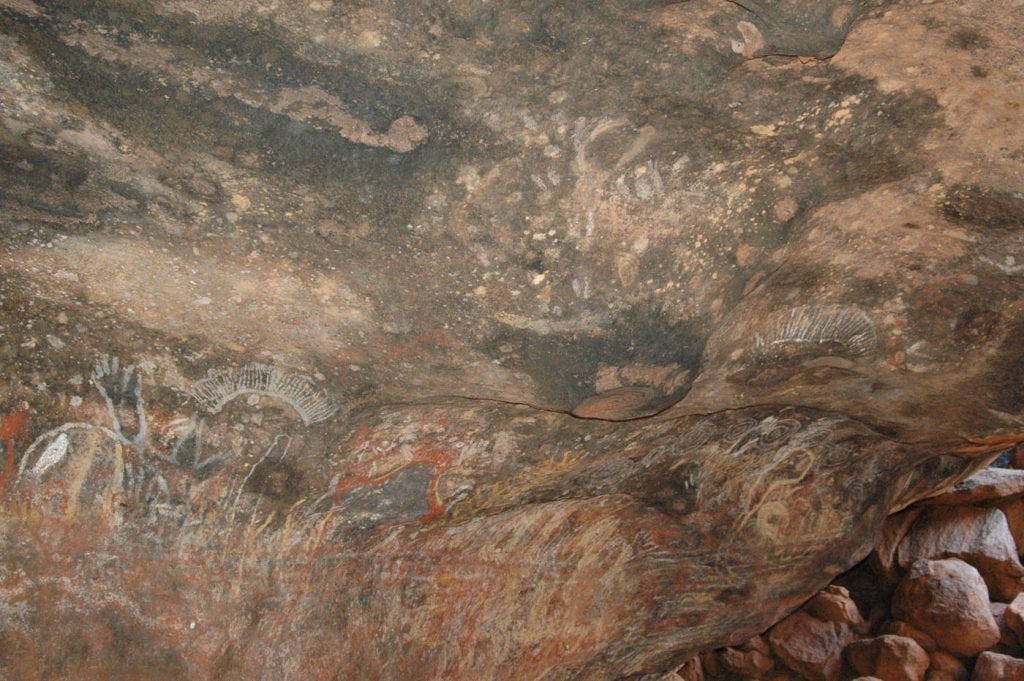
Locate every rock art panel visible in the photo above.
<box><xmin>0</xmin><ymin>0</ymin><xmax>1023</xmax><ymax>678</ymax></box>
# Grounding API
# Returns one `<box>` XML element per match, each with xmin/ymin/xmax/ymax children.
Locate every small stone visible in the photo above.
<box><xmin>927</xmin><ymin>651</ymin><xmax>967</xmax><ymax>681</ymax></box>
<box><xmin>231</xmin><ymin>193</ymin><xmax>251</xmax><ymax>211</ymax></box>
<box><xmin>845</xmin><ymin>635</ymin><xmax>930</xmax><ymax>681</ymax></box>
<box><xmin>720</xmin><ymin>635</ymin><xmax>775</xmax><ymax>677</ymax></box>
<box><xmin>675</xmin><ymin>656</ymin><xmax>704</xmax><ymax>681</ymax></box>
<box><xmin>892</xmin><ymin>558</ymin><xmax>1000</xmax><ymax>656</ymax></box>
<box><xmin>572</xmin><ymin>386</ymin><xmax>657</xmax><ymax>420</ymax></box>
<box><xmin>971</xmin><ymin>651</ymin><xmax>1024</xmax><ymax>681</ymax></box>
<box><xmin>768</xmin><ymin>611</ymin><xmax>853</xmax><ymax>681</ymax></box>
<box><xmin>807</xmin><ymin>587</ymin><xmax>865</xmax><ymax>629</ymax></box>
<box><xmin>897</xmin><ymin>506</ymin><xmax>1024</xmax><ymax>601</ymax></box>
<box><xmin>878</xmin><ymin>621</ymin><xmax>937</xmax><ymax>652</ymax></box>
<box><xmin>1006</xmin><ymin>593</ymin><xmax>1024</xmax><ymax>645</ymax></box>
<box><xmin>773</xmin><ymin>197</ymin><xmax>799</xmax><ymax>222</ymax></box>
<box><xmin>991</xmin><ymin>601</ymin><xmax>1022</xmax><ymax>653</ymax></box>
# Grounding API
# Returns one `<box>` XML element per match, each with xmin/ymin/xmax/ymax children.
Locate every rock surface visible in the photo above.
<box><xmin>897</xmin><ymin>507</ymin><xmax>1024</xmax><ymax>600</ymax></box>
<box><xmin>972</xmin><ymin>652</ymin><xmax>1024</xmax><ymax>681</ymax></box>
<box><xmin>0</xmin><ymin>0</ymin><xmax>1023</xmax><ymax>678</ymax></box>
<box><xmin>719</xmin><ymin>636</ymin><xmax>775</xmax><ymax>678</ymax></box>
<box><xmin>878</xmin><ymin>622</ymin><xmax>937</xmax><ymax>654</ymax></box>
<box><xmin>845</xmin><ymin>635</ymin><xmax>930</xmax><ymax>681</ymax></box>
<box><xmin>927</xmin><ymin>652</ymin><xmax>967</xmax><ymax>681</ymax></box>
<box><xmin>697</xmin><ymin>467</ymin><xmax>1024</xmax><ymax>681</ymax></box>
<box><xmin>921</xmin><ymin>469</ymin><xmax>1024</xmax><ymax>507</ymax></box>
<box><xmin>892</xmin><ymin>559</ymin><xmax>999</xmax><ymax>656</ymax></box>
<box><xmin>768</xmin><ymin>611</ymin><xmax>854</xmax><ymax>681</ymax></box>
<box><xmin>808</xmin><ymin>585</ymin><xmax>867</xmax><ymax>631</ymax></box>
<box><xmin>1008</xmin><ymin>595</ymin><xmax>1024</xmax><ymax>647</ymax></box>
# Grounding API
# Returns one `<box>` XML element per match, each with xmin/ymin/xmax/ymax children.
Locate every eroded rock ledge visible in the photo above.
<box><xmin>1</xmin><ymin>0</ymin><xmax>1022</xmax><ymax>678</ymax></box>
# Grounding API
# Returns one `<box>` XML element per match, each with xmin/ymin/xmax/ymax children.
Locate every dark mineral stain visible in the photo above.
<box><xmin>243</xmin><ymin>459</ymin><xmax>304</xmax><ymax>503</ymax></box>
<box><xmin>337</xmin><ymin>464</ymin><xmax>434</xmax><ymax>529</ymax></box>
<box><xmin>942</xmin><ymin>184</ymin><xmax>1024</xmax><ymax>231</ymax></box>
<box><xmin>634</xmin><ymin>460</ymin><xmax>700</xmax><ymax>515</ymax></box>
<box><xmin>481</xmin><ymin>304</ymin><xmax>703</xmax><ymax>408</ymax></box>
<box><xmin>8</xmin><ymin>4</ymin><xmax>494</xmax><ymax>233</ymax></box>
<box><xmin>954</xmin><ymin>307</ymin><xmax>1003</xmax><ymax>345</ymax></box>
<box><xmin>946</xmin><ymin>27</ymin><xmax>992</xmax><ymax>51</ymax></box>
<box><xmin>988</xmin><ymin>321</ymin><xmax>1024</xmax><ymax>413</ymax></box>
<box><xmin>715</xmin><ymin>583</ymin><xmax>754</xmax><ymax>604</ymax></box>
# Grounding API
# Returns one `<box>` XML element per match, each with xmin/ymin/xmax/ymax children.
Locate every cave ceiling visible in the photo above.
<box><xmin>1</xmin><ymin>0</ymin><xmax>1023</xmax><ymax>678</ymax></box>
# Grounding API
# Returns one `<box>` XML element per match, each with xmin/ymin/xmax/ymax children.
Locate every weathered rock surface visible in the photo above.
<box><xmin>676</xmin><ymin>656</ymin><xmax>705</xmax><ymax>681</ymax></box>
<box><xmin>878</xmin><ymin>622</ymin><xmax>937</xmax><ymax>654</ymax></box>
<box><xmin>927</xmin><ymin>652</ymin><xmax>967</xmax><ymax>681</ymax></box>
<box><xmin>808</xmin><ymin>584</ymin><xmax>867</xmax><ymax>632</ymax></box>
<box><xmin>0</xmin><ymin>0</ymin><xmax>1022</xmax><ymax>678</ymax></box>
<box><xmin>719</xmin><ymin>636</ymin><xmax>775</xmax><ymax>678</ymax></box>
<box><xmin>873</xmin><ymin>509</ymin><xmax>926</xmax><ymax>586</ymax></box>
<box><xmin>921</xmin><ymin>469</ymin><xmax>1024</xmax><ymax>507</ymax></box>
<box><xmin>1001</xmin><ymin>499</ymin><xmax>1024</xmax><ymax>556</ymax></box>
<box><xmin>768</xmin><ymin>611</ymin><xmax>853</xmax><ymax>681</ymax></box>
<box><xmin>892</xmin><ymin>559</ymin><xmax>1000</xmax><ymax>657</ymax></box>
<box><xmin>972</xmin><ymin>651</ymin><xmax>1024</xmax><ymax>681</ymax></box>
<box><xmin>846</xmin><ymin>635</ymin><xmax>930</xmax><ymax>681</ymax></box>
<box><xmin>990</xmin><ymin>601</ymin><xmax>1022</xmax><ymax>654</ymax></box>
<box><xmin>1007</xmin><ymin>594</ymin><xmax>1024</xmax><ymax>647</ymax></box>
<box><xmin>897</xmin><ymin>507</ymin><xmax>1024</xmax><ymax>600</ymax></box>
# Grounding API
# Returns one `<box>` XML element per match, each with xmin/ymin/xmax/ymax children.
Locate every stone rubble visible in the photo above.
<box><xmin>664</xmin><ymin>447</ymin><xmax>1024</xmax><ymax>681</ymax></box>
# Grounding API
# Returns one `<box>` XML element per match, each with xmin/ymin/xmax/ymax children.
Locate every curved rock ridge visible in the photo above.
<box><xmin>0</xmin><ymin>0</ymin><xmax>1022</xmax><ymax>678</ymax></box>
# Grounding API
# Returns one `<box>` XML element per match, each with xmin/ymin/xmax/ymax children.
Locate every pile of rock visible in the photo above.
<box><xmin>670</xmin><ymin>457</ymin><xmax>1024</xmax><ymax>681</ymax></box>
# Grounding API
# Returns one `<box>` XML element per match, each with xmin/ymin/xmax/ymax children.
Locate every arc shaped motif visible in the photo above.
<box><xmin>748</xmin><ymin>304</ymin><xmax>878</xmax><ymax>362</ymax></box>
<box><xmin>190</xmin><ymin>363</ymin><xmax>338</xmax><ymax>426</ymax></box>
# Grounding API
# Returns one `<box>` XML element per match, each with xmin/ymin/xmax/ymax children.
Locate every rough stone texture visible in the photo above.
<box><xmin>892</xmin><ymin>559</ymin><xmax>1000</xmax><ymax>657</ymax></box>
<box><xmin>0</xmin><ymin>0</ymin><xmax>1022</xmax><ymax>678</ymax></box>
<box><xmin>768</xmin><ymin>611</ymin><xmax>853</xmax><ymax>681</ymax></box>
<box><xmin>845</xmin><ymin>635</ymin><xmax>930</xmax><ymax>681</ymax></box>
<box><xmin>972</xmin><ymin>652</ymin><xmax>1024</xmax><ymax>681</ymax></box>
<box><xmin>926</xmin><ymin>652</ymin><xmax>967</xmax><ymax>681</ymax></box>
<box><xmin>921</xmin><ymin>469</ymin><xmax>1024</xmax><ymax>507</ymax></box>
<box><xmin>897</xmin><ymin>507</ymin><xmax>1024</xmax><ymax>601</ymax></box>
<box><xmin>872</xmin><ymin>508</ymin><xmax>925</xmax><ymax>587</ymax></box>
<box><xmin>1001</xmin><ymin>499</ymin><xmax>1024</xmax><ymax>557</ymax></box>
<box><xmin>1007</xmin><ymin>594</ymin><xmax>1024</xmax><ymax>646</ymax></box>
<box><xmin>808</xmin><ymin>584</ymin><xmax>866</xmax><ymax>631</ymax></box>
<box><xmin>719</xmin><ymin>636</ymin><xmax>775</xmax><ymax>678</ymax></box>
<box><xmin>878</xmin><ymin>621</ymin><xmax>937</xmax><ymax>653</ymax></box>
<box><xmin>990</xmin><ymin>601</ymin><xmax>1024</xmax><ymax>656</ymax></box>
<box><xmin>676</xmin><ymin>657</ymin><xmax>705</xmax><ymax>681</ymax></box>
